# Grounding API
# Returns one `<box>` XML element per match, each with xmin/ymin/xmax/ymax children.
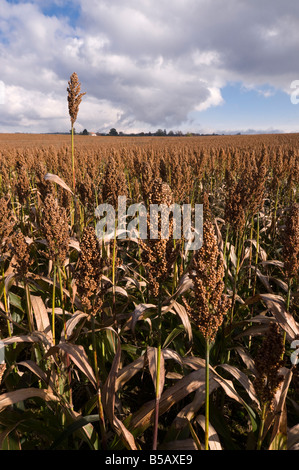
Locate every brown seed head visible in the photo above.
<box><xmin>187</xmin><ymin>220</ymin><xmax>230</xmax><ymax>341</ymax></box>
<box><xmin>101</xmin><ymin>156</ymin><xmax>128</xmax><ymax>207</ymax></box>
<box><xmin>16</xmin><ymin>166</ymin><xmax>31</xmax><ymax>205</ymax></box>
<box><xmin>0</xmin><ymin>197</ymin><xmax>15</xmax><ymax>257</ymax></box>
<box><xmin>67</xmin><ymin>72</ymin><xmax>86</xmax><ymax>126</ymax></box>
<box><xmin>11</xmin><ymin>230</ymin><xmax>32</xmax><ymax>278</ymax></box>
<box><xmin>41</xmin><ymin>193</ymin><xmax>69</xmax><ymax>266</ymax></box>
<box><xmin>75</xmin><ymin>226</ymin><xmax>104</xmax><ymax>315</ymax></box>
<box><xmin>282</xmin><ymin>203</ymin><xmax>299</xmax><ymax>281</ymax></box>
<box><xmin>140</xmin><ymin>178</ymin><xmax>178</xmax><ymax>297</ymax></box>
<box><xmin>253</xmin><ymin>323</ymin><xmax>285</xmax><ymax>409</ymax></box>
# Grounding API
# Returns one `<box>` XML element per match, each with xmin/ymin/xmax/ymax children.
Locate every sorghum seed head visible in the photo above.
<box><xmin>67</xmin><ymin>72</ymin><xmax>86</xmax><ymax>127</ymax></box>
<box><xmin>41</xmin><ymin>193</ymin><xmax>69</xmax><ymax>266</ymax></box>
<box><xmin>187</xmin><ymin>220</ymin><xmax>230</xmax><ymax>341</ymax></box>
<box><xmin>282</xmin><ymin>203</ymin><xmax>299</xmax><ymax>281</ymax></box>
<box><xmin>253</xmin><ymin>322</ymin><xmax>285</xmax><ymax>409</ymax></box>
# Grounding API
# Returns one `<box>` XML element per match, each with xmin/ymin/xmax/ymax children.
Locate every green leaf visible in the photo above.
<box><xmin>162</xmin><ymin>325</ymin><xmax>184</xmax><ymax>349</ymax></box>
<box><xmin>50</xmin><ymin>415</ymin><xmax>99</xmax><ymax>450</ymax></box>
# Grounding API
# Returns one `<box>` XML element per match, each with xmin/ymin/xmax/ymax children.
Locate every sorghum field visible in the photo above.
<box><xmin>0</xmin><ymin>129</ymin><xmax>298</xmax><ymax>450</ymax></box>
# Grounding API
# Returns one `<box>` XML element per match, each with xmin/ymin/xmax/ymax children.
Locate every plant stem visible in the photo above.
<box><xmin>25</xmin><ymin>281</ymin><xmax>33</xmax><ymax>332</ymax></box>
<box><xmin>248</xmin><ymin>215</ymin><xmax>254</xmax><ymax>291</ymax></box>
<box><xmin>153</xmin><ymin>290</ymin><xmax>162</xmax><ymax>451</ymax></box>
<box><xmin>2</xmin><ymin>268</ymin><xmax>12</xmax><ymax>337</ymax></box>
<box><xmin>112</xmin><ymin>225</ymin><xmax>117</xmax><ymax>325</ymax></box>
<box><xmin>271</xmin><ymin>185</ymin><xmax>279</xmax><ymax>241</ymax></box>
<box><xmin>58</xmin><ymin>267</ymin><xmax>66</xmax><ymax>340</ymax></box>
<box><xmin>205</xmin><ymin>338</ymin><xmax>210</xmax><ymax>450</ymax></box>
<box><xmin>91</xmin><ymin>315</ymin><xmax>107</xmax><ymax>450</ymax></box>
<box><xmin>71</xmin><ymin>125</ymin><xmax>75</xmax><ymax>192</ymax></box>
<box><xmin>52</xmin><ymin>265</ymin><xmax>56</xmax><ymax>346</ymax></box>
<box><xmin>188</xmin><ymin>421</ymin><xmax>202</xmax><ymax>450</ymax></box>
<box><xmin>257</xmin><ymin>402</ymin><xmax>267</xmax><ymax>450</ymax></box>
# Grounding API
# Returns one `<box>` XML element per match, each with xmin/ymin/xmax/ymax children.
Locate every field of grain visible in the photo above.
<box><xmin>0</xmin><ymin>131</ymin><xmax>298</xmax><ymax>450</ymax></box>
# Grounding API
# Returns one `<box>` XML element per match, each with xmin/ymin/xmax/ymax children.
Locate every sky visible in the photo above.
<box><xmin>0</xmin><ymin>0</ymin><xmax>299</xmax><ymax>135</ymax></box>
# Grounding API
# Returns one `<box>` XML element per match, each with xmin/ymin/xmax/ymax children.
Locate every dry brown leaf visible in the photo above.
<box><xmin>113</xmin><ymin>416</ymin><xmax>138</xmax><ymax>450</ymax></box>
<box><xmin>46</xmin><ymin>343</ymin><xmax>97</xmax><ymax>389</ymax></box>
<box><xmin>268</xmin><ymin>367</ymin><xmax>293</xmax><ymax>450</ymax></box>
<box><xmin>234</xmin><ymin>346</ymin><xmax>258</xmax><ymax>375</ymax></box>
<box><xmin>44</xmin><ymin>173</ymin><xmax>74</xmax><ymax>195</ymax></box>
<box><xmin>130</xmin><ymin>303</ymin><xmax>156</xmax><ymax>331</ymax></box>
<box><xmin>253</xmin><ymin>267</ymin><xmax>273</xmax><ymax>293</ymax></box>
<box><xmin>17</xmin><ymin>360</ymin><xmax>49</xmax><ymax>385</ymax></box>
<box><xmin>174</xmin><ymin>380</ymin><xmax>219</xmax><ymax>428</ymax></box>
<box><xmin>102</xmin><ymin>336</ymin><xmax>138</xmax><ymax>450</ymax></box>
<box><xmin>261</xmin><ymin>260</ymin><xmax>284</xmax><ymax>269</ymax></box>
<box><xmin>0</xmin><ymin>388</ymin><xmax>58</xmax><ymax>412</ymax></box>
<box><xmin>103</xmin><ymin>338</ymin><xmax>122</xmax><ymax>423</ymax></box>
<box><xmin>173</xmin><ymin>273</ymin><xmax>193</xmax><ymax>297</ymax></box>
<box><xmin>129</xmin><ymin>367</ymin><xmax>208</xmax><ymax>432</ymax></box>
<box><xmin>1</xmin><ymin>332</ymin><xmax>52</xmax><ymax>348</ymax></box>
<box><xmin>288</xmin><ymin>424</ymin><xmax>299</xmax><ymax>450</ymax></box>
<box><xmin>245</xmin><ymin>293</ymin><xmax>299</xmax><ymax>341</ymax></box>
<box><xmin>169</xmin><ymin>300</ymin><xmax>193</xmax><ymax>342</ymax></box>
<box><xmin>217</xmin><ymin>364</ymin><xmax>259</xmax><ymax>406</ymax></box>
<box><xmin>116</xmin><ymin>356</ymin><xmax>146</xmax><ymax>391</ymax></box>
<box><xmin>107</xmin><ymin>286</ymin><xmax>128</xmax><ymax>297</ymax></box>
<box><xmin>196</xmin><ymin>415</ymin><xmax>222</xmax><ymax>450</ymax></box>
<box><xmin>62</xmin><ymin>311</ymin><xmax>88</xmax><ymax>342</ymax></box>
<box><xmin>163</xmin><ymin>348</ymin><xmax>184</xmax><ymax>368</ymax></box>
<box><xmin>30</xmin><ymin>295</ymin><xmax>53</xmax><ymax>347</ymax></box>
<box><xmin>247</xmin><ymin>239</ymin><xmax>267</xmax><ymax>262</ymax></box>
<box><xmin>182</xmin><ymin>356</ymin><xmax>206</xmax><ymax>370</ymax></box>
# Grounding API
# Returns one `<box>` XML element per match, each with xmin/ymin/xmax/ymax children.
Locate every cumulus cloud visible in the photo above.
<box><xmin>0</xmin><ymin>0</ymin><xmax>298</xmax><ymax>133</ymax></box>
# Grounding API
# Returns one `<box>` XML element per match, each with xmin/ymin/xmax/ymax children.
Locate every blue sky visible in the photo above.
<box><xmin>1</xmin><ymin>0</ymin><xmax>299</xmax><ymax>134</ymax></box>
<box><xmin>39</xmin><ymin>1</ymin><xmax>81</xmax><ymax>25</ymax></box>
<box><xmin>194</xmin><ymin>84</ymin><xmax>299</xmax><ymax>134</ymax></box>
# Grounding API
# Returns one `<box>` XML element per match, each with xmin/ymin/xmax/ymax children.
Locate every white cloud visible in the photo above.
<box><xmin>0</xmin><ymin>0</ymin><xmax>299</xmax><ymax>133</ymax></box>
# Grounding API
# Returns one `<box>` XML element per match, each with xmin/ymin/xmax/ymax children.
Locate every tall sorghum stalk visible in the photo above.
<box><xmin>67</xmin><ymin>73</ymin><xmax>86</xmax><ymax>191</ymax></box>
<box><xmin>12</xmin><ymin>231</ymin><xmax>34</xmax><ymax>332</ymax></box>
<box><xmin>74</xmin><ymin>226</ymin><xmax>107</xmax><ymax>448</ymax></box>
<box><xmin>153</xmin><ymin>286</ymin><xmax>162</xmax><ymax>452</ymax></box>
<box><xmin>186</xmin><ymin>220</ymin><xmax>230</xmax><ymax>449</ymax></box>
<box><xmin>0</xmin><ymin>196</ymin><xmax>15</xmax><ymax>336</ymax></box>
<box><xmin>252</xmin><ymin>211</ymin><xmax>260</xmax><ymax>296</ymax></box>
<box><xmin>52</xmin><ymin>265</ymin><xmax>57</xmax><ymax>345</ymax></box>
<box><xmin>41</xmin><ymin>193</ymin><xmax>69</xmax><ymax>344</ymax></box>
<box><xmin>204</xmin><ymin>339</ymin><xmax>211</xmax><ymax>450</ymax></box>
<box><xmin>91</xmin><ymin>314</ymin><xmax>107</xmax><ymax>450</ymax></box>
<box><xmin>2</xmin><ymin>268</ymin><xmax>12</xmax><ymax>337</ymax></box>
<box><xmin>140</xmin><ymin>178</ymin><xmax>178</xmax><ymax>450</ymax></box>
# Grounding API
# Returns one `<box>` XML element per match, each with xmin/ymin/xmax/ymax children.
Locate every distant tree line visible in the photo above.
<box><xmin>79</xmin><ymin>128</ymin><xmax>225</xmax><ymax>137</ymax></box>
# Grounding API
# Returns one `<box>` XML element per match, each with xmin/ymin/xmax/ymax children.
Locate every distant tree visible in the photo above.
<box><xmin>82</xmin><ymin>129</ymin><xmax>89</xmax><ymax>135</ymax></box>
<box><xmin>155</xmin><ymin>129</ymin><xmax>165</xmax><ymax>136</ymax></box>
<box><xmin>109</xmin><ymin>128</ymin><xmax>118</xmax><ymax>136</ymax></box>
<box><xmin>168</xmin><ymin>130</ymin><xmax>174</xmax><ymax>136</ymax></box>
